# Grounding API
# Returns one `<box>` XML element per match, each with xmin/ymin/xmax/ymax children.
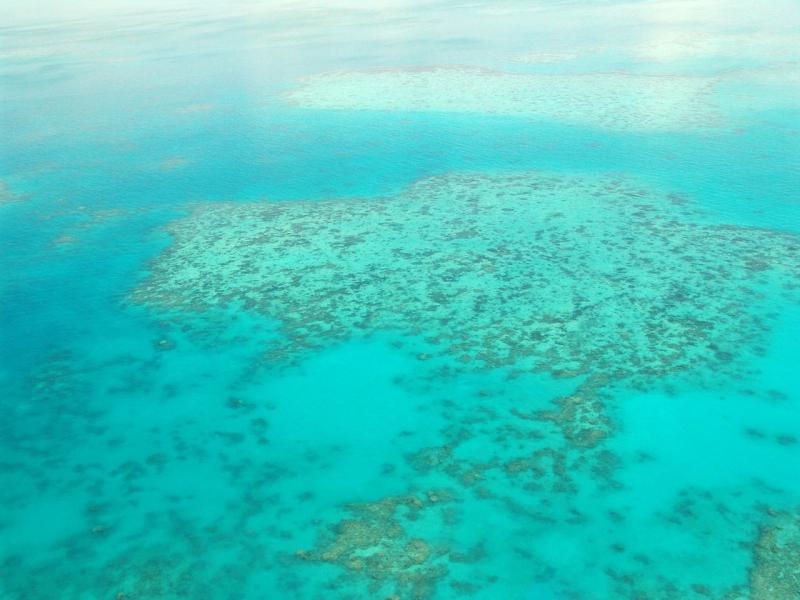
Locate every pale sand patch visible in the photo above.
<box><xmin>511</xmin><ymin>52</ymin><xmax>579</xmax><ymax>64</ymax></box>
<box><xmin>177</xmin><ymin>103</ymin><xmax>215</xmax><ymax>114</ymax></box>
<box><xmin>285</xmin><ymin>66</ymin><xmax>721</xmax><ymax>133</ymax></box>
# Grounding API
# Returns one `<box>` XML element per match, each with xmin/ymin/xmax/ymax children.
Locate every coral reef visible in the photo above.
<box><xmin>750</xmin><ymin>509</ymin><xmax>800</xmax><ymax>600</ymax></box>
<box><xmin>296</xmin><ymin>494</ymin><xmax>455</xmax><ymax>599</ymax></box>
<box><xmin>133</xmin><ymin>171</ymin><xmax>800</xmax><ymax>450</ymax></box>
<box><xmin>285</xmin><ymin>67</ymin><xmax>720</xmax><ymax>132</ymax></box>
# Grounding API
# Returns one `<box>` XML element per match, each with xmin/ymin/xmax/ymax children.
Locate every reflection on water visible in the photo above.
<box><xmin>1</xmin><ymin>1</ymin><xmax>799</xmax><ymax>598</ymax></box>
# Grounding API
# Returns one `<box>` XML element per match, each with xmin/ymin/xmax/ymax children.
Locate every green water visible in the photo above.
<box><xmin>1</xmin><ymin>1</ymin><xmax>799</xmax><ymax>598</ymax></box>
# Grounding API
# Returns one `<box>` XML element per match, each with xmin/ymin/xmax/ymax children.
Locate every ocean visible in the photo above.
<box><xmin>1</xmin><ymin>1</ymin><xmax>799</xmax><ymax>598</ymax></box>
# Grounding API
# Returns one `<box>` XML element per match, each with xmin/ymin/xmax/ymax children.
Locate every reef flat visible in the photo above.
<box><xmin>134</xmin><ymin>171</ymin><xmax>800</xmax><ymax>395</ymax></box>
<box><xmin>750</xmin><ymin>509</ymin><xmax>800</xmax><ymax>599</ymax></box>
<box><xmin>125</xmin><ymin>171</ymin><xmax>800</xmax><ymax>597</ymax></box>
<box><xmin>285</xmin><ymin>67</ymin><xmax>720</xmax><ymax>132</ymax></box>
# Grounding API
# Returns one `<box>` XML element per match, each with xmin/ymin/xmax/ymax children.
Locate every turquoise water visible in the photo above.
<box><xmin>2</xmin><ymin>1</ymin><xmax>800</xmax><ymax>598</ymax></box>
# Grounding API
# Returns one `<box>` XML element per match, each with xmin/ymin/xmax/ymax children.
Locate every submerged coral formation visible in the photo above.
<box><xmin>284</xmin><ymin>67</ymin><xmax>721</xmax><ymax>132</ymax></box>
<box><xmin>127</xmin><ymin>170</ymin><xmax>800</xmax><ymax>596</ymax></box>
<box><xmin>297</xmin><ymin>494</ymin><xmax>455</xmax><ymax>599</ymax></box>
<box><xmin>750</xmin><ymin>509</ymin><xmax>800</xmax><ymax>599</ymax></box>
<box><xmin>134</xmin><ymin>171</ymin><xmax>800</xmax><ymax>398</ymax></box>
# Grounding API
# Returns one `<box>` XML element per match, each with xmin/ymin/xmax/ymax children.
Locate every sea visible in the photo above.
<box><xmin>1</xmin><ymin>1</ymin><xmax>799</xmax><ymax>598</ymax></box>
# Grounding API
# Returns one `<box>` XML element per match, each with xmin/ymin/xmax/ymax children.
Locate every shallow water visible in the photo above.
<box><xmin>1</xmin><ymin>1</ymin><xmax>800</xmax><ymax>599</ymax></box>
